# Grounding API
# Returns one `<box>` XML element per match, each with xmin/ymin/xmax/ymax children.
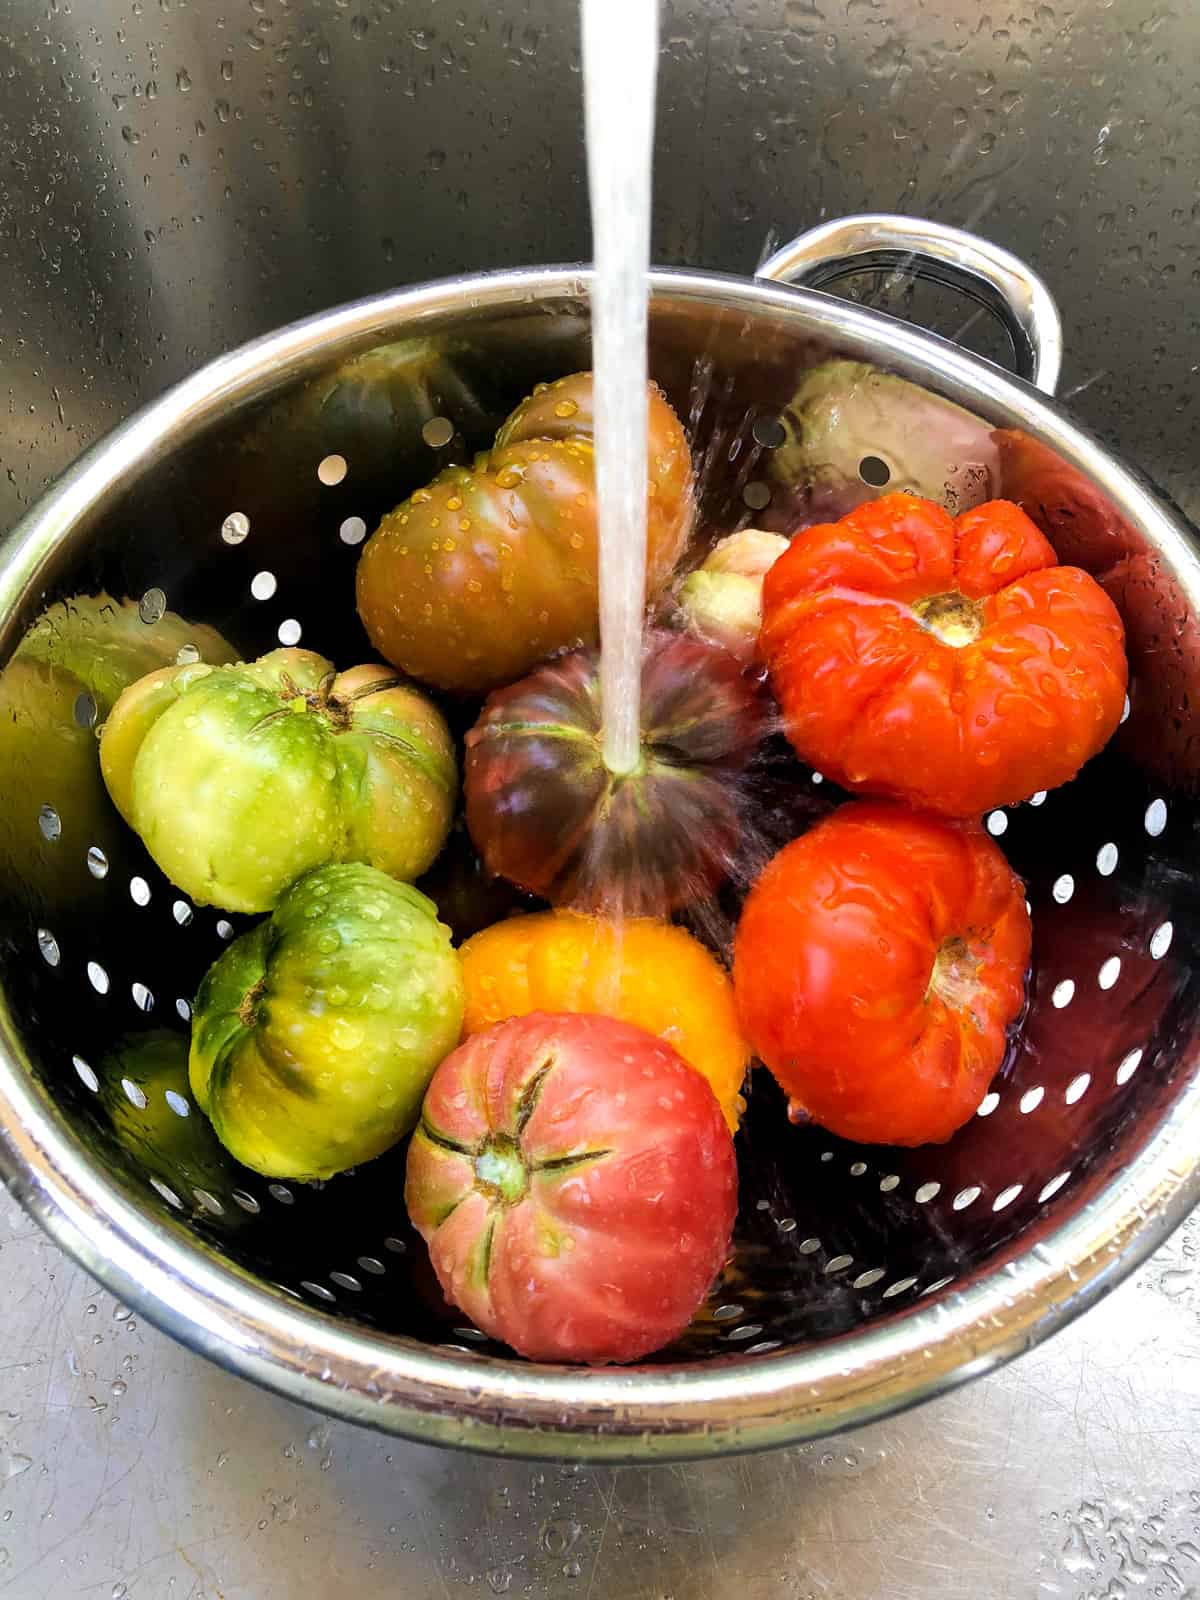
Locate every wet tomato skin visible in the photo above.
<box><xmin>759</xmin><ymin>493</ymin><xmax>1128</xmax><ymax>817</ymax></box>
<box><xmin>405</xmin><ymin>1012</ymin><xmax>737</xmax><ymax>1364</ymax></box>
<box><xmin>733</xmin><ymin>801</ymin><xmax>1031</xmax><ymax>1146</ymax></box>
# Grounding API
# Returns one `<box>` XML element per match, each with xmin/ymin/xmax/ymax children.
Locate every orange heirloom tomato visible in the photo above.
<box><xmin>759</xmin><ymin>493</ymin><xmax>1128</xmax><ymax>817</ymax></box>
<box><xmin>733</xmin><ymin>801</ymin><xmax>1031</xmax><ymax>1146</ymax></box>
<box><xmin>460</xmin><ymin>911</ymin><xmax>749</xmax><ymax>1130</ymax></box>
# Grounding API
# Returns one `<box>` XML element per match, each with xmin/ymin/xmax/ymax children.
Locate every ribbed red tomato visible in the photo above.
<box><xmin>759</xmin><ymin>493</ymin><xmax>1128</xmax><ymax>817</ymax></box>
<box><xmin>404</xmin><ymin>1012</ymin><xmax>737</xmax><ymax>1364</ymax></box>
<box><xmin>733</xmin><ymin>802</ymin><xmax>1031</xmax><ymax>1146</ymax></box>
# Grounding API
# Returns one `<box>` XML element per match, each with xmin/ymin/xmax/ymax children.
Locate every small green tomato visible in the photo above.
<box><xmin>189</xmin><ymin>863</ymin><xmax>465</xmax><ymax>1180</ymax></box>
<box><xmin>100</xmin><ymin>647</ymin><xmax>456</xmax><ymax>914</ymax></box>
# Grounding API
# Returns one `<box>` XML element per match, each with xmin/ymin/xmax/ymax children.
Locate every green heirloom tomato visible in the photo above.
<box><xmin>17</xmin><ymin>591</ymin><xmax>235</xmax><ymax>710</ymax></box>
<box><xmin>189</xmin><ymin>863</ymin><xmax>465</xmax><ymax>1180</ymax></box>
<box><xmin>97</xmin><ymin>1029</ymin><xmax>243</xmax><ymax>1213</ymax></box>
<box><xmin>0</xmin><ymin>595</ymin><xmax>235</xmax><ymax>912</ymax></box>
<box><xmin>99</xmin><ymin>648</ymin><xmax>456</xmax><ymax>914</ymax></box>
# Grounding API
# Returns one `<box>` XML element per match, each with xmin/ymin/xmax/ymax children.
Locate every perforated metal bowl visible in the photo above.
<box><xmin>1</xmin><ymin>216</ymin><xmax>1198</xmax><ymax>1461</ymax></box>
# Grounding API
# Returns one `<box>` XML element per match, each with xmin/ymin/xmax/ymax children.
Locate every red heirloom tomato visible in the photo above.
<box><xmin>733</xmin><ymin>801</ymin><xmax>1031</xmax><ymax>1146</ymax></box>
<box><xmin>404</xmin><ymin>1012</ymin><xmax>737</xmax><ymax>1364</ymax></box>
<box><xmin>759</xmin><ymin>492</ymin><xmax>1128</xmax><ymax>817</ymax></box>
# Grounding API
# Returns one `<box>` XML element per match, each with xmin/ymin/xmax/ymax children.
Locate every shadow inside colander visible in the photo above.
<box><xmin>2</xmin><ymin>307</ymin><xmax>1199</xmax><ymax>1367</ymax></box>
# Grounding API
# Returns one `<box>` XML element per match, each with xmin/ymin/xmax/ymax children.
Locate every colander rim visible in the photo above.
<box><xmin>1</xmin><ymin>261</ymin><xmax>1198</xmax><ymax>1462</ymax></box>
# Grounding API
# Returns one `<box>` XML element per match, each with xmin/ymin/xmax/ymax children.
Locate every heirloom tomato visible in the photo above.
<box><xmin>759</xmin><ymin>493</ymin><xmax>1128</xmax><ymax>817</ymax></box>
<box><xmin>733</xmin><ymin>801</ymin><xmax>1031</xmax><ymax>1146</ymax></box>
<box><xmin>356</xmin><ymin>371</ymin><xmax>693</xmax><ymax>693</ymax></box>
<box><xmin>464</xmin><ymin>630</ymin><xmax>763</xmax><ymax>916</ymax></box>
<box><xmin>100</xmin><ymin>647</ymin><xmax>455</xmax><ymax>914</ymax></box>
<box><xmin>405</xmin><ymin>1012</ymin><xmax>737</xmax><ymax>1363</ymax></box>
<box><xmin>189</xmin><ymin>864</ymin><xmax>464</xmax><ymax>1180</ymax></box>
<box><xmin>460</xmin><ymin>910</ymin><xmax>749</xmax><ymax>1129</ymax></box>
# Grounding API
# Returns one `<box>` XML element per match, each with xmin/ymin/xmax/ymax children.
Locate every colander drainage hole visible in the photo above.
<box><xmin>215</xmin><ymin>919</ymin><xmax>235</xmax><ymax>941</ymax></box>
<box><xmin>751</xmin><ymin>414</ymin><xmax>787</xmax><ymax>449</ymax></box>
<box><xmin>922</xmin><ymin>1274</ymin><xmax>955</xmax><ymax>1295</ymax></box>
<box><xmin>231</xmin><ymin>1189</ymin><xmax>260</xmax><ymax>1214</ymax></box>
<box><xmin>37</xmin><ymin>928</ymin><xmax>60</xmax><ymax>967</ymax></box>
<box><xmin>150</xmin><ymin>1178</ymin><xmax>183</xmax><ymax>1209</ymax></box>
<box><xmin>173</xmin><ymin>900</ymin><xmax>193</xmax><ymax>926</ymax></box>
<box><xmin>914</xmin><ymin>1181</ymin><xmax>941</xmax><ymax>1203</ymax></box>
<box><xmin>952</xmin><ymin>1185</ymin><xmax>981</xmax><ymax>1211</ymax></box>
<box><xmin>1018</xmin><ymin>1086</ymin><xmax>1044</xmax><ymax>1114</ymax></box>
<box><xmin>37</xmin><ymin>804</ymin><xmax>61</xmax><ymax>841</ymax></box>
<box><xmin>882</xmin><ymin>1275</ymin><xmax>918</xmax><ymax>1299</ymax></box>
<box><xmin>742</xmin><ymin>481</ymin><xmax>771</xmax><ymax>511</ymax></box>
<box><xmin>329</xmin><ymin>1272</ymin><xmax>362</xmax><ymax>1293</ymax></box>
<box><xmin>986</xmin><ymin>809</ymin><xmax>1008</xmax><ymax>836</ymax></box>
<box><xmin>129</xmin><ymin>876</ymin><xmax>151</xmax><ymax>907</ymax></box>
<box><xmin>745</xmin><ymin>1340</ymin><xmax>783</xmax><ymax>1355</ymax></box>
<box><xmin>1098</xmin><ymin>955</ymin><xmax>1122</xmax><ymax>989</ymax></box>
<box><xmin>139</xmin><ymin>588</ymin><xmax>166</xmax><ymax>625</ymax></box>
<box><xmin>357</xmin><ymin>1256</ymin><xmax>386</xmax><ymax>1275</ymax></box>
<box><xmin>277</xmin><ymin>619</ymin><xmax>302</xmax><ymax>647</ymax></box>
<box><xmin>131</xmin><ymin>982</ymin><xmax>154</xmax><ymax>1013</ymax></box>
<box><xmin>879</xmin><ymin>1173</ymin><xmax>900</xmax><ymax>1192</ymax></box>
<box><xmin>1116</xmin><ymin>1047</ymin><xmax>1143</xmax><ymax>1085</ymax></box>
<box><xmin>317</xmin><ymin>453</ymin><xmax>348</xmax><ymax>486</ymax></box>
<box><xmin>164</xmin><ymin>1090</ymin><xmax>189</xmax><ymax>1118</ymax></box>
<box><xmin>1065</xmin><ymin>1072</ymin><xmax>1090</xmax><ymax>1104</ymax></box>
<box><xmin>383</xmin><ymin>1235</ymin><xmax>407</xmax><ymax>1254</ymax></box>
<box><xmin>221</xmin><ymin>511</ymin><xmax>250</xmax><ymax>546</ymax></box>
<box><xmin>301</xmin><ymin>1280</ymin><xmax>336</xmax><ymax>1302</ymax></box>
<box><xmin>120</xmin><ymin>1077</ymin><xmax>147</xmax><ymax>1109</ymax></box>
<box><xmin>175</xmin><ymin>998</ymin><xmax>192</xmax><ymax>1022</ymax></box>
<box><xmin>87</xmin><ymin>960</ymin><xmax>109</xmax><ymax>994</ymax></box>
<box><xmin>725</xmin><ymin>1323</ymin><xmax>765</xmax><ymax>1341</ymax></box>
<box><xmin>269</xmin><ymin>1183</ymin><xmax>294</xmax><ymax>1204</ymax></box>
<box><xmin>824</xmin><ymin>1254</ymin><xmax>853</xmax><ymax>1276</ymax></box>
<box><xmin>193</xmin><ymin>1189</ymin><xmax>224</xmax><ymax>1216</ymax></box>
<box><xmin>250</xmin><ymin>571</ymin><xmax>277</xmax><ymax>602</ymax></box>
<box><xmin>339</xmin><ymin>515</ymin><xmax>367</xmax><ymax>546</ymax></box>
<box><xmin>1052</xmin><ymin>873</ymin><xmax>1074</xmax><ymax>904</ymax></box>
<box><xmin>420</xmin><ymin>418</ymin><xmax>454</xmax><ymax>450</ymax></box>
<box><xmin>87</xmin><ymin>847</ymin><xmax>109</xmax><ymax>879</ymax></box>
<box><xmin>72</xmin><ymin>1054</ymin><xmax>98</xmax><ymax>1092</ymax></box>
<box><xmin>992</xmin><ymin>1183</ymin><xmax>1023</xmax><ymax>1211</ymax></box>
<box><xmin>1150</xmin><ymin>921</ymin><xmax>1173</xmax><ymax>959</ymax></box>
<box><xmin>1039</xmin><ymin>1172</ymin><xmax>1072</xmax><ymax>1202</ymax></box>
<box><xmin>848</xmin><ymin>1161</ymin><xmax>867</xmax><ymax>1177</ymax></box>
<box><xmin>853</xmin><ymin>1267</ymin><xmax>886</xmax><ymax>1289</ymax></box>
<box><xmin>712</xmin><ymin>1303</ymin><xmax>743</xmax><ymax>1322</ymax></box>
<box><xmin>1096</xmin><ymin>841</ymin><xmax>1119</xmax><ymax>876</ymax></box>
<box><xmin>1145</xmin><ymin>797</ymin><xmax>1168</xmax><ymax>837</ymax></box>
<box><xmin>1051</xmin><ymin>978</ymin><xmax>1075</xmax><ymax>1008</ymax></box>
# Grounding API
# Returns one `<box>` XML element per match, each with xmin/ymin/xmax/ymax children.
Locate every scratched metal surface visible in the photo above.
<box><xmin>3</xmin><ymin>1182</ymin><xmax>1200</xmax><ymax>1599</ymax></box>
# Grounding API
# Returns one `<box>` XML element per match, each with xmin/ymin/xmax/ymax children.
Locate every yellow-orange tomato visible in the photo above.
<box><xmin>460</xmin><ymin>912</ymin><xmax>749</xmax><ymax>1131</ymax></box>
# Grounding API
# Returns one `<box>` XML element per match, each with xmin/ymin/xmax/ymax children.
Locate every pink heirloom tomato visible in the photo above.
<box><xmin>405</xmin><ymin>1012</ymin><xmax>738</xmax><ymax>1364</ymax></box>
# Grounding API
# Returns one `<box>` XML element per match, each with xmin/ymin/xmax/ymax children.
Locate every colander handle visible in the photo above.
<box><xmin>756</xmin><ymin>214</ymin><xmax>1063</xmax><ymax>397</ymax></box>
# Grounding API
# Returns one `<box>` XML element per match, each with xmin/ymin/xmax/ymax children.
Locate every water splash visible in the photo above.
<box><xmin>581</xmin><ymin>0</ymin><xmax>660</xmax><ymax>775</ymax></box>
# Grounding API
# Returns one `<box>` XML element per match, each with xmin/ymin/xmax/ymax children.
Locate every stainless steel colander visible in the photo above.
<box><xmin>1</xmin><ymin>214</ymin><xmax>1197</xmax><ymax>1462</ymax></box>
